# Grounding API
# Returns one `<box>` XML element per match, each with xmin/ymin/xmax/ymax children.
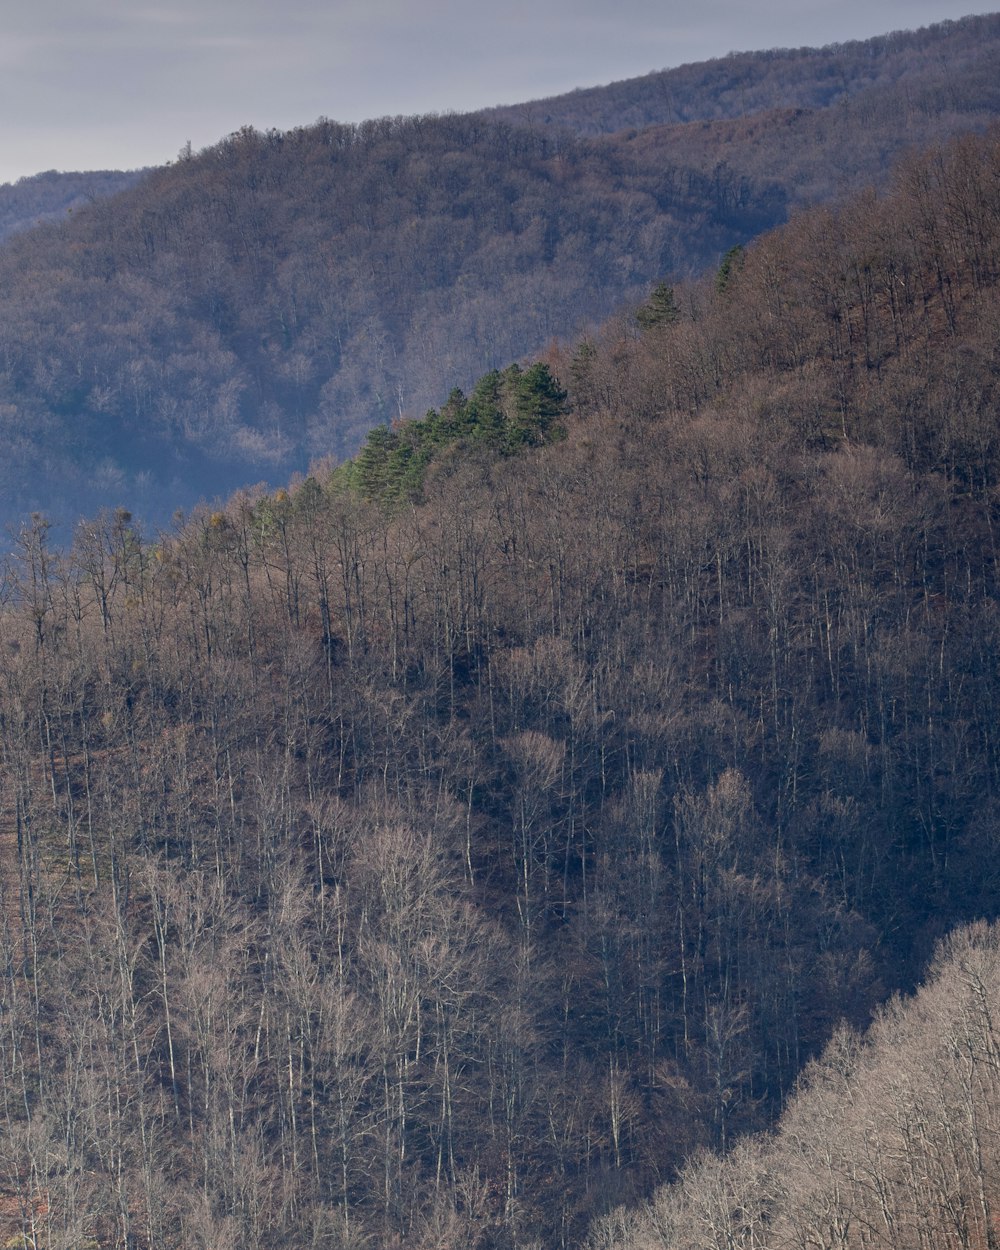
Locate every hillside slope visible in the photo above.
<box><xmin>0</xmin><ymin>167</ymin><xmax>145</xmax><ymax>242</ymax></box>
<box><xmin>0</xmin><ymin>114</ymin><xmax>780</xmax><ymax>528</ymax></box>
<box><xmin>0</xmin><ymin>123</ymin><xmax>997</xmax><ymax>1250</ymax></box>
<box><xmin>484</xmin><ymin>11</ymin><xmax>1000</xmax><ymax>134</ymax></box>
<box><xmin>592</xmin><ymin>921</ymin><xmax>1000</xmax><ymax>1250</ymax></box>
<box><xmin>2</xmin><ymin>15</ymin><xmax>1000</xmax><ymax>530</ymax></box>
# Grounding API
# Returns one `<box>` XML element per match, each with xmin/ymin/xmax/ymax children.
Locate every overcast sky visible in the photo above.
<box><xmin>0</xmin><ymin>1</ymin><xmax>992</xmax><ymax>184</ymax></box>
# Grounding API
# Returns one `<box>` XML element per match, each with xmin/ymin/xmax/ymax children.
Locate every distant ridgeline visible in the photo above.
<box><xmin>1</xmin><ymin>12</ymin><xmax>1000</xmax><ymax>530</ymax></box>
<box><xmin>334</xmin><ymin>361</ymin><xmax>567</xmax><ymax>504</ymax></box>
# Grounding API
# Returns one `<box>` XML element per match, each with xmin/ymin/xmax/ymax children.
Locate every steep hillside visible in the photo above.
<box><xmin>2</xmin><ymin>15</ymin><xmax>1000</xmax><ymax>531</ymax></box>
<box><xmin>0</xmin><ymin>124</ymin><xmax>997</xmax><ymax>1250</ymax></box>
<box><xmin>0</xmin><ymin>114</ymin><xmax>781</xmax><ymax>529</ymax></box>
<box><xmin>591</xmin><ymin>921</ymin><xmax>1000</xmax><ymax>1250</ymax></box>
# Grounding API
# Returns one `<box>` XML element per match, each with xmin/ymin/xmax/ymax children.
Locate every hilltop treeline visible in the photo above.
<box><xmin>2</xmin><ymin>15</ymin><xmax>1000</xmax><ymax>528</ymax></box>
<box><xmin>0</xmin><ymin>126</ymin><xmax>998</xmax><ymax>1249</ymax></box>
<box><xmin>486</xmin><ymin>11</ymin><xmax>1000</xmax><ymax>135</ymax></box>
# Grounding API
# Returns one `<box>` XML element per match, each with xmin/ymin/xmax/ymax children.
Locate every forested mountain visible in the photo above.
<box><xmin>0</xmin><ymin>113</ymin><xmax>776</xmax><ymax>527</ymax></box>
<box><xmin>0</xmin><ymin>168</ymin><xmax>145</xmax><ymax>242</ymax></box>
<box><xmin>484</xmin><ymin>10</ymin><xmax>1000</xmax><ymax>134</ymax></box>
<box><xmin>0</xmin><ymin>122</ymin><xmax>998</xmax><ymax>1249</ymax></box>
<box><xmin>1</xmin><ymin>13</ymin><xmax>999</xmax><ymax>530</ymax></box>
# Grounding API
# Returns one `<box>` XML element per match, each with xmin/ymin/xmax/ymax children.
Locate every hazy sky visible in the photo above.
<box><xmin>0</xmin><ymin>1</ymin><xmax>992</xmax><ymax>184</ymax></box>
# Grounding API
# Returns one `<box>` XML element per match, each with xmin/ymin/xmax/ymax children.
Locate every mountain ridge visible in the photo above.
<box><xmin>0</xmin><ymin>12</ymin><xmax>998</xmax><ymax>533</ymax></box>
<box><xmin>482</xmin><ymin>11</ymin><xmax>1000</xmax><ymax>133</ymax></box>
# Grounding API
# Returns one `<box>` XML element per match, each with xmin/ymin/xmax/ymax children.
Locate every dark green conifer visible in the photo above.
<box><xmin>636</xmin><ymin>281</ymin><xmax>680</xmax><ymax>329</ymax></box>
